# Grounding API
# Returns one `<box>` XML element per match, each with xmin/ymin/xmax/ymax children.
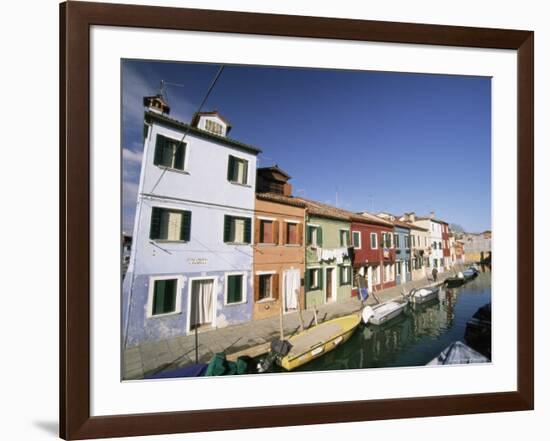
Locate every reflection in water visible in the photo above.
<box><xmin>277</xmin><ymin>268</ymin><xmax>492</xmax><ymax>373</ymax></box>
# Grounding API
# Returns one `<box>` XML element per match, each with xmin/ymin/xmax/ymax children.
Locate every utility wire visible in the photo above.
<box><xmin>149</xmin><ymin>65</ymin><xmax>225</xmax><ymax>194</ymax></box>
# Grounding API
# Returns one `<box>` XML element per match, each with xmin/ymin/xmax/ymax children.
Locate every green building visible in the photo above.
<box><xmin>298</xmin><ymin>199</ymin><xmax>353</xmax><ymax>309</ymax></box>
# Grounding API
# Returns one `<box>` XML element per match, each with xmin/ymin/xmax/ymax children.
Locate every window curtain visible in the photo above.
<box><xmin>191</xmin><ymin>280</ymin><xmax>214</xmax><ymax>326</ymax></box>
<box><xmin>284</xmin><ymin>269</ymin><xmax>300</xmax><ymax>311</ymax></box>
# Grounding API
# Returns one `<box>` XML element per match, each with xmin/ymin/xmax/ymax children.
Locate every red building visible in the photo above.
<box><xmin>441</xmin><ymin>221</ymin><xmax>451</xmax><ymax>268</ymax></box>
<box><xmin>350</xmin><ymin>212</ymin><xmax>396</xmax><ymax>295</ymax></box>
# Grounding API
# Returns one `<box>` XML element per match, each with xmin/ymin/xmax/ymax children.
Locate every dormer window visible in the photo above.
<box><xmin>205</xmin><ymin>119</ymin><xmax>223</xmax><ymax>135</ymax></box>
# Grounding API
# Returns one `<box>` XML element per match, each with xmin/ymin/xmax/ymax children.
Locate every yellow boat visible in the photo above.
<box><xmin>277</xmin><ymin>313</ymin><xmax>361</xmax><ymax>371</ymax></box>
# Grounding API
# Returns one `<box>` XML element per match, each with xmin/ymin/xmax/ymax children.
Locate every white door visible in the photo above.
<box><xmin>367</xmin><ymin>266</ymin><xmax>373</xmax><ymax>292</ymax></box>
<box><xmin>190</xmin><ymin>279</ymin><xmax>214</xmax><ymax>329</ymax></box>
<box><xmin>283</xmin><ymin>269</ymin><xmax>300</xmax><ymax>312</ymax></box>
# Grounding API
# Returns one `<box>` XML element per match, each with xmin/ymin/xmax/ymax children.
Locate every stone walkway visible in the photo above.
<box><xmin>123</xmin><ymin>270</ymin><xmax>456</xmax><ymax>379</ymax></box>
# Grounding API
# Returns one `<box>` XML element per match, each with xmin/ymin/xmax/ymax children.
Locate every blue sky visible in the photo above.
<box><xmin>122</xmin><ymin>60</ymin><xmax>491</xmax><ymax>234</ymax></box>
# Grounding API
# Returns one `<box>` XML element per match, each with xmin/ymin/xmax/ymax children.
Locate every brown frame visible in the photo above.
<box><xmin>60</xmin><ymin>1</ymin><xmax>534</xmax><ymax>439</ymax></box>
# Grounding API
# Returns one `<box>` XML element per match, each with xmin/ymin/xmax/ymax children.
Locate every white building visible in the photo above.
<box><xmin>123</xmin><ymin>96</ymin><xmax>261</xmax><ymax>347</ymax></box>
<box><xmin>401</xmin><ymin>212</ymin><xmax>445</xmax><ymax>274</ymax></box>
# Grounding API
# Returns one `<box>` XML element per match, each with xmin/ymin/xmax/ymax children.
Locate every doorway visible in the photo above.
<box><xmin>283</xmin><ymin>268</ymin><xmax>301</xmax><ymax>313</ymax></box>
<box><xmin>188</xmin><ymin>278</ymin><xmax>216</xmax><ymax>332</ymax></box>
<box><xmin>325</xmin><ymin>267</ymin><xmax>336</xmax><ymax>303</ymax></box>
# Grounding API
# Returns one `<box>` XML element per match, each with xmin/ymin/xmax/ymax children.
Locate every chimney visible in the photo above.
<box><xmin>143</xmin><ymin>95</ymin><xmax>170</xmax><ymax>115</ymax></box>
<box><xmin>409</xmin><ymin>212</ymin><xmax>416</xmax><ymax>222</ymax></box>
<box><xmin>430</xmin><ymin>211</ymin><xmax>435</xmax><ymax>219</ymax></box>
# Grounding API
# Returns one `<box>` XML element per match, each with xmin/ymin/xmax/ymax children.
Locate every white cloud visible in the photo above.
<box><xmin>122</xmin><ymin>147</ymin><xmax>142</xmax><ymax>164</ymax></box>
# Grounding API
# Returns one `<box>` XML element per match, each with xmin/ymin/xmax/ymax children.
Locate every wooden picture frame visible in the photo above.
<box><xmin>60</xmin><ymin>1</ymin><xmax>534</xmax><ymax>439</ymax></box>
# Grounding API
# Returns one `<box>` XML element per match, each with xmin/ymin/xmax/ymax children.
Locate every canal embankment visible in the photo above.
<box><xmin>123</xmin><ymin>270</ymin><xmax>457</xmax><ymax>379</ymax></box>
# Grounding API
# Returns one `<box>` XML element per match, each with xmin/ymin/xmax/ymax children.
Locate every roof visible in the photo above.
<box><xmin>256</xmin><ymin>192</ymin><xmax>306</xmax><ymax>208</ymax></box>
<box><xmin>257</xmin><ymin>165</ymin><xmax>291</xmax><ymax>180</ymax></box>
<box><xmin>292</xmin><ymin>198</ymin><xmax>393</xmax><ymax>226</ymax></box>
<box><xmin>190</xmin><ymin>110</ymin><xmax>232</xmax><ymax>129</ymax></box>
<box><xmin>145</xmin><ymin>111</ymin><xmax>261</xmax><ymax>155</ymax></box>
<box><xmin>394</xmin><ymin>219</ymin><xmax>428</xmax><ymax>231</ymax></box>
<box><xmin>293</xmin><ymin>197</ymin><xmax>350</xmax><ymax>221</ymax></box>
<box><xmin>414</xmin><ymin>216</ymin><xmax>449</xmax><ymax>225</ymax></box>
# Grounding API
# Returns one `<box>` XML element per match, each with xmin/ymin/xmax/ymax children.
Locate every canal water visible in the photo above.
<box><xmin>275</xmin><ymin>266</ymin><xmax>491</xmax><ymax>373</ymax></box>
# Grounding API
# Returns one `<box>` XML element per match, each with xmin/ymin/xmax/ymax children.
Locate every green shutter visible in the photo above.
<box><xmin>306</xmin><ymin>226</ymin><xmax>312</xmax><ymax>245</ymax></box>
<box><xmin>227</xmin><ymin>275</ymin><xmax>242</xmax><ymax>303</ymax></box>
<box><xmin>154</xmin><ymin>135</ymin><xmax>165</xmax><ymax>166</ymax></box>
<box><xmin>153</xmin><ymin>279</ymin><xmax>176</xmax><ymax>315</ymax></box>
<box><xmin>242</xmin><ymin>160</ymin><xmax>248</xmax><ymax>184</ymax></box>
<box><xmin>163</xmin><ymin>279</ymin><xmax>176</xmax><ymax>312</ymax></box>
<box><xmin>224</xmin><ymin>215</ymin><xmax>232</xmax><ymax>243</ymax></box>
<box><xmin>180</xmin><ymin>210</ymin><xmax>191</xmax><ymax>241</ymax></box>
<box><xmin>150</xmin><ymin>207</ymin><xmax>162</xmax><ymax>239</ymax></box>
<box><xmin>227</xmin><ymin>155</ymin><xmax>235</xmax><ymax>181</ymax></box>
<box><xmin>152</xmin><ymin>280</ymin><xmax>165</xmax><ymax>315</ymax></box>
<box><xmin>317</xmin><ymin>226</ymin><xmax>323</xmax><ymax>247</ymax></box>
<box><xmin>173</xmin><ymin>141</ymin><xmax>186</xmax><ymax>170</ymax></box>
<box><xmin>305</xmin><ymin>269</ymin><xmax>311</xmax><ymax>291</ymax></box>
<box><xmin>244</xmin><ymin>218</ymin><xmax>251</xmax><ymax>243</ymax></box>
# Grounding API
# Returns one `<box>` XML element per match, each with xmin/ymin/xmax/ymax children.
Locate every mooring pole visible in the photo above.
<box><xmin>194</xmin><ymin>290</ymin><xmax>199</xmax><ymax>364</ymax></box>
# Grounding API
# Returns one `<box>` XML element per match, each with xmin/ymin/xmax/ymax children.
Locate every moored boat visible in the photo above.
<box><xmin>427</xmin><ymin>341</ymin><xmax>489</xmax><ymax>365</ymax></box>
<box><xmin>362</xmin><ymin>301</ymin><xmax>407</xmax><ymax>326</ymax></box>
<box><xmin>408</xmin><ymin>286</ymin><xmax>439</xmax><ymax>304</ymax></box>
<box><xmin>445</xmin><ymin>274</ymin><xmax>465</xmax><ymax>288</ymax></box>
<box><xmin>277</xmin><ymin>313</ymin><xmax>361</xmax><ymax>371</ymax></box>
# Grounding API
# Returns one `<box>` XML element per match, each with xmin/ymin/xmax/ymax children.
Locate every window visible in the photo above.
<box><xmin>405</xmin><ymin>261</ymin><xmax>410</xmax><ymax>273</ymax></box>
<box><xmin>149</xmin><ymin>207</ymin><xmax>191</xmax><ymax>241</ymax></box>
<box><xmin>340</xmin><ymin>266</ymin><xmax>351</xmax><ymax>285</ymax></box>
<box><xmin>370</xmin><ymin>232</ymin><xmax>378</xmax><ymax>249</ymax></box>
<box><xmin>224</xmin><ymin>215</ymin><xmax>251</xmax><ymax>244</ymax></box>
<box><xmin>227</xmin><ymin>155</ymin><xmax>248</xmax><ymax>185</ymax></box>
<box><xmin>340</xmin><ymin>229</ymin><xmax>350</xmax><ymax>247</ymax></box>
<box><xmin>258</xmin><ymin>219</ymin><xmax>276</xmax><ymax>244</ymax></box>
<box><xmin>205</xmin><ymin>119</ymin><xmax>223</xmax><ymax>135</ymax></box>
<box><xmin>394</xmin><ymin>233</ymin><xmax>399</xmax><ymax>248</ymax></box>
<box><xmin>396</xmin><ymin>262</ymin><xmax>402</xmax><ymax>276</ymax></box>
<box><xmin>412</xmin><ymin>235</ymin><xmax>416</xmax><ymax>247</ymax></box>
<box><xmin>151</xmin><ymin>278</ymin><xmax>177</xmax><ymax>316</ymax></box>
<box><xmin>153</xmin><ymin>134</ymin><xmax>186</xmax><ymax>171</ymax></box>
<box><xmin>307</xmin><ymin>268</ymin><xmax>321</xmax><ymax>290</ymax></box>
<box><xmin>404</xmin><ymin>235</ymin><xmax>410</xmax><ymax>248</ymax></box>
<box><xmin>438</xmin><ymin>242</ymin><xmax>442</xmax><ymax>250</ymax></box>
<box><xmin>258</xmin><ymin>274</ymin><xmax>272</xmax><ymax>300</ymax></box>
<box><xmin>285</xmin><ymin>222</ymin><xmax>301</xmax><ymax>245</ymax></box>
<box><xmin>226</xmin><ymin>274</ymin><xmax>244</xmax><ymax>304</ymax></box>
<box><xmin>352</xmin><ymin>231</ymin><xmax>361</xmax><ymax>248</ymax></box>
<box><xmin>307</xmin><ymin>225</ymin><xmax>323</xmax><ymax>247</ymax></box>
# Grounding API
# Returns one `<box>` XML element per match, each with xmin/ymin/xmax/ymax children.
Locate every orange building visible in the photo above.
<box><xmin>253</xmin><ymin>167</ymin><xmax>306</xmax><ymax>321</ymax></box>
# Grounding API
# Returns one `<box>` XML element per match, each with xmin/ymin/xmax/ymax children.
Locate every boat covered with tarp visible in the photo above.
<box><xmin>427</xmin><ymin>341</ymin><xmax>489</xmax><ymax>365</ymax></box>
<box><xmin>362</xmin><ymin>301</ymin><xmax>407</xmax><ymax>325</ymax></box>
<box><xmin>408</xmin><ymin>286</ymin><xmax>439</xmax><ymax>304</ymax></box>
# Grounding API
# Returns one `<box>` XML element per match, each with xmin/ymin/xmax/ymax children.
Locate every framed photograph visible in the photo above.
<box><xmin>60</xmin><ymin>1</ymin><xmax>533</xmax><ymax>439</ymax></box>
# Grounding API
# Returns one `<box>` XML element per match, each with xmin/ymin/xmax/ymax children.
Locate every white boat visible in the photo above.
<box><xmin>362</xmin><ymin>301</ymin><xmax>407</xmax><ymax>325</ymax></box>
<box><xmin>408</xmin><ymin>286</ymin><xmax>439</xmax><ymax>304</ymax></box>
<box><xmin>427</xmin><ymin>341</ymin><xmax>489</xmax><ymax>365</ymax></box>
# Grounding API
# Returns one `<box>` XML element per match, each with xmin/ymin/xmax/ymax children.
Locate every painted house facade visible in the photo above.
<box><xmin>355</xmin><ymin>212</ymin><xmax>397</xmax><ymax>292</ymax></box>
<box><xmin>399</xmin><ymin>213</ymin><xmax>430</xmax><ymax>281</ymax></box>
<box><xmin>123</xmin><ymin>98</ymin><xmax>261</xmax><ymax>347</ymax></box>
<box><xmin>298</xmin><ymin>200</ymin><xmax>353</xmax><ymax>309</ymax></box>
<box><xmin>253</xmin><ymin>167</ymin><xmax>306</xmax><ymax>320</ymax></box>
<box><xmin>441</xmin><ymin>221</ymin><xmax>451</xmax><ymax>269</ymax></box>
<box><xmin>406</xmin><ymin>213</ymin><xmax>445</xmax><ymax>273</ymax></box>
<box><xmin>377</xmin><ymin>213</ymin><xmax>412</xmax><ymax>285</ymax></box>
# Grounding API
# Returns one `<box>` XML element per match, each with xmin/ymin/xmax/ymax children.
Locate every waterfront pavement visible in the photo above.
<box><xmin>123</xmin><ymin>269</ymin><xmax>457</xmax><ymax>379</ymax></box>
